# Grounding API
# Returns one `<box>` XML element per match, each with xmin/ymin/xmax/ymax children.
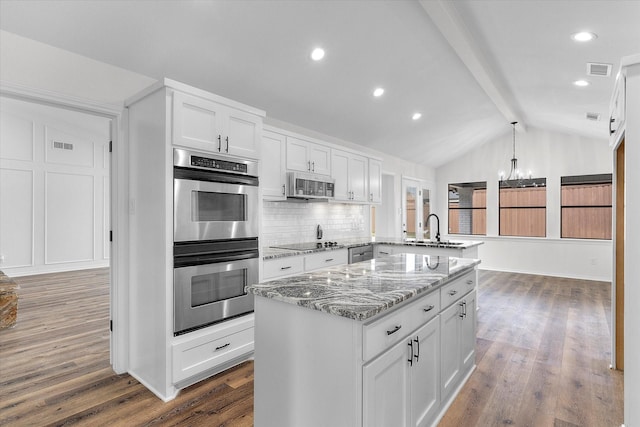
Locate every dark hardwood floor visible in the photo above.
<box><xmin>0</xmin><ymin>268</ymin><xmax>622</xmax><ymax>426</ymax></box>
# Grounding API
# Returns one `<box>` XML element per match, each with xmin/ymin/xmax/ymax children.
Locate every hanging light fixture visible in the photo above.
<box><xmin>499</xmin><ymin>121</ymin><xmax>531</xmax><ymax>187</ymax></box>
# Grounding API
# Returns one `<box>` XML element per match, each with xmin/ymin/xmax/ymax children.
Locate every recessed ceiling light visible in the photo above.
<box><xmin>412</xmin><ymin>112</ymin><xmax>422</xmax><ymax>120</ymax></box>
<box><xmin>310</xmin><ymin>47</ymin><xmax>325</xmax><ymax>61</ymax></box>
<box><xmin>573</xmin><ymin>80</ymin><xmax>590</xmax><ymax>87</ymax></box>
<box><xmin>373</xmin><ymin>88</ymin><xmax>385</xmax><ymax>97</ymax></box>
<box><xmin>571</xmin><ymin>31</ymin><xmax>597</xmax><ymax>42</ymax></box>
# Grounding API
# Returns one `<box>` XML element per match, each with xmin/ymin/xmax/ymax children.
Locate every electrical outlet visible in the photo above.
<box><xmin>590</xmin><ymin>258</ymin><xmax>597</xmax><ymax>266</ymax></box>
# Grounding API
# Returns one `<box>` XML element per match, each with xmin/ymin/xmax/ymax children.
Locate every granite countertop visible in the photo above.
<box><xmin>248</xmin><ymin>253</ymin><xmax>480</xmax><ymax>321</ymax></box>
<box><xmin>262</xmin><ymin>237</ymin><xmax>483</xmax><ymax>260</ymax></box>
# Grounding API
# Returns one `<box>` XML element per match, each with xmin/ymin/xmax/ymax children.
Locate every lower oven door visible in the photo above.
<box><xmin>174</xmin><ymin>257</ymin><xmax>258</xmax><ymax>335</ymax></box>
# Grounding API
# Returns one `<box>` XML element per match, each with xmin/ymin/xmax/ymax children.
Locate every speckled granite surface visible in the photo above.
<box><xmin>248</xmin><ymin>253</ymin><xmax>480</xmax><ymax>321</ymax></box>
<box><xmin>262</xmin><ymin>237</ymin><xmax>483</xmax><ymax>260</ymax></box>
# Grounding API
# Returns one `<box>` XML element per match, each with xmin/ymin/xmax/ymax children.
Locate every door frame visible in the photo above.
<box><xmin>401</xmin><ymin>175</ymin><xmax>435</xmax><ymax>241</ymax></box>
<box><xmin>612</xmin><ymin>135</ymin><xmax>625</xmax><ymax>370</ymax></box>
<box><xmin>0</xmin><ymin>81</ymin><xmax>129</xmax><ymax>373</ymax></box>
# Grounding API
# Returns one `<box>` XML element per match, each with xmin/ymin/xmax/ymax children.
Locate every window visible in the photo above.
<box><xmin>561</xmin><ymin>174</ymin><xmax>612</xmax><ymax>239</ymax></box>
<box><xmin>499</xmin><ymin>178</ymin><xmax>546</xmax><ymax>237</ymax></box>
<box><xmin>448</xmin><ymin>182</ymin><xmax>486</xmax><ymax>235</ymax></box>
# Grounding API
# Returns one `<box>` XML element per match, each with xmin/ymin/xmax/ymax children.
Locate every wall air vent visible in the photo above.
<box><xmin>52</xmin><ymin>141</ymin><xmax>74</xmax><ymax>150</ymax></box>
<box><xmin>586</xmin><ymin>112</ymin><xmax>601</xmax><ymax>121</ymax></box>
<box><xmin>586</xmin><ymin>62</ymin><xmax>612</xmax><ymax>77</ymax></box>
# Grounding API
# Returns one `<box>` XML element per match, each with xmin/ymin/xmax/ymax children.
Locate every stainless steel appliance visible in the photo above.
<box><xmin>174</xmin><ymin>148</ymin><xmax>259</xmax><ymax>242</ymax></box>
<box><xmin>287</xmin><ymin>172</ymin><xmax>335</xmax><ymax>200</ymax></box>
<box><xmin>174</xmin><ymin>238</ymin><xmax>258</xmax><ymax>335</ymax></box>
<box><xmin>348</xmin><ymin>245</ymin><xmax>373</xmax><ymax>264</ymax></box>
<box><xmin>173</xmin><ymin>148</ymin><xmax>259</xmax><ymax>335</ymax></box>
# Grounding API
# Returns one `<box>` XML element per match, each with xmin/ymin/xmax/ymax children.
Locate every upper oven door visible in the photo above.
<box><xmin>174</xmin><ymin>174</ymin><xmax>259</xmax><ymax>242</ymax></box>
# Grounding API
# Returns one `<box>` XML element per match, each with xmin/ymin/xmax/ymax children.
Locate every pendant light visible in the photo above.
<box><xmin>499</xmin><ymin>121</ymin><xmax>530</xmax><ymax>187</ymax></box>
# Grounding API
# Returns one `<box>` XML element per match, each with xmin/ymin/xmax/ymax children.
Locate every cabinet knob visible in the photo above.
<box><xmin>466</xmin><ymin>280</ymin><xmax>473</xmax><ymax>285</ymax></box>
<box><xmin>423</xmin><ymin>304</ymin><xmax>435</xmax><ymax>312</ymax></box>
<box><xmin>449</xmin><ymin>290</ymin><xmax>458</xmax><ymax>296</ymax></box>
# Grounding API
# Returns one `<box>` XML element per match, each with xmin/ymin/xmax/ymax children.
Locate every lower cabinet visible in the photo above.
<box><xmin>440</xmin><ymin>289</ymin><xmax>476</xmax><ymax>404</ymax></box>
<box><xmin>363</xmin><ymin>316</ymin><xmax>440</xmax><ymax>427</ymax></box>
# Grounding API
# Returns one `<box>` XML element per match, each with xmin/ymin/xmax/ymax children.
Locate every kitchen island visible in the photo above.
<box><xmin>248</xmin><ymin>253</ymin><xmax>480</xmax><ymax>427</ymax></box>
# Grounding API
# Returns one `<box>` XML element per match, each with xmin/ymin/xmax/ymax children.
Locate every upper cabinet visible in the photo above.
<box><xmin>368</xmin><ymin>158</ymin><xmax>382</xmax><ymax>204</ymax></box>
<box><xmin>173</xmin><ymin>91</ymin><xmax>262</xmax><ymax>159</ymax></box>
<box><xmin>331</xmin><ymin>149</ymin><xmax>369</xmax><ymax>202</ymax></box>
<box><xmin>609</xmin><ymin>74</ymin><xmax>626</xmax><ymax>143</ymax></box>
<box><xmin>262</xmin><ymin>130</ymin><xmax>287</xmax><ymax>200</ymax></box>
<box><xmin>286</xmin><ymin>137</ymin><xmax>331</xmax><ymax>176</ymax></box>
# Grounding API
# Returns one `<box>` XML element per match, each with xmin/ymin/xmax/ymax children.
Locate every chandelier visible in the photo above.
<box><xmin>499</xmin><ymin>121</ymin><xmax>530</xmax><ymax>188</ymax></box>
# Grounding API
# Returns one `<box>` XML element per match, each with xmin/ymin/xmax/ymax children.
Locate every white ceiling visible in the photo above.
<box><xmin>1</xmin><ymin>0</ymin><xmax>638</xmax><ymax>168</ymax></box>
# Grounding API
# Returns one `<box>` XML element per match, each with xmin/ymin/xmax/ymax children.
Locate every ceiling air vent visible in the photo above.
<box><xmin>586</xmin><ymin>112</ymin><xmax>601</xmax><ymax>121</ymax></box>
<box><xmin>586</xmin><ymin>62</ymin><xmax>612</xmax><ymax>77</ymax></box>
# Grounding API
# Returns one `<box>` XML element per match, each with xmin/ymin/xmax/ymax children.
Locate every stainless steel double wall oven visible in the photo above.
<box><xmin>173</xmin><ymin>148</ymin><xmax>259</xmax><ymax>335</ymax></box>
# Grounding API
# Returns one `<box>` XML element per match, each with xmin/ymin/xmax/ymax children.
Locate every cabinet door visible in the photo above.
<box><xmin>262</xmin><ymin>131</ymin><xmax>287</xmax><ymax>200</ymax></box>
<box><xmin>369</xmin><ymin>158</ymin><xmax>382</xmax><ymax>203</ymax></box>
<box><xmin>173</xmin><ymin>91</ymin><xmax>224</xmax><ymax>150</ymax></box>
<box><xmin>286</xmin><ymin>137</ymin><xmax>311</xmax><ymax>172</ymax></box>
<box><xmin>308</xmin><ymin>142</ymin><xmax>331</xmax><ymax>175</ymax></box>
<box><xmin>331</xmin><ymin>150</ymin><xmax>350</xmax><ymax>201</ymax></box>
<box><xmin>440</xmin><ymin>299</ymin><xmax>462</xmax><ymax>402</ymax></box>
<box><xmin>411</xmin><ymin>318</ymin><xmax>440</xmax><ymax>427</ymax></box>
<box><xmin>460</xmin><ymin>289</ymin><xmax>477</xmax><ymax>373</ymax></box>
<box><xmin>226</xmin><ymin>108</ymin><xmax>260</xmax><ymax>159</ymax></box>
<box><xmin>363</xmin><ymin>339</ymin><xmax>411</xmax><ymax>427</ymax></box>
<box><xmin>349</xmin><ymin>154</ymin><xmax>368</xmax><ymax>202</ymax></box>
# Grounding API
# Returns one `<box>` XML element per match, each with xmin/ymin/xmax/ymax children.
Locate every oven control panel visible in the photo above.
<box><xmin>191</xmin><ymin>155</ymin><xmax>248</xmax><ymax>174</ymax></box>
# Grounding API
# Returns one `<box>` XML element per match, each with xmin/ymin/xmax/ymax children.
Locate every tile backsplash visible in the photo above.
<box><xmin>262</xmin><ymin>201</ymin><xmax>369</xmax><ymax>246</ymax></box>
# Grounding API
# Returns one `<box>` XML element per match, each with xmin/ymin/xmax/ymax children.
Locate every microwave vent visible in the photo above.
<box><xmin>586</xmin><ymin>62</ymin><xmax>612</xmax><ymax>77</ymax></box>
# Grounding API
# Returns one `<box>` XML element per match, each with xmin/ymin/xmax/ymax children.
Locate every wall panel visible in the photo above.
<box><xmin>0</xmin><ymin>168</ymin><xmax>34</xmax><ymax>267</ymax></box>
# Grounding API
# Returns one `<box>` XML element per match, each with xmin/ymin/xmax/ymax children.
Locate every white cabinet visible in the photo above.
<box><xmin>609</xmin><ymin>74</ymin><xmax>626</xmax><ymax>141</ymax></box>
<box><xmin>332</xmin><ymin>149</ymin><xmax>369</xmax><ymax>202</ymax></box>
<box><xmin>262</xmin><ymin>249</ymin><xmax>348</xmax><ymax>282</ymax></box>
<box><xmin>363</xmin><ymin>335</ymin><xmax>411</xmax><ymax>427</ymax></box>
<box><xmin>440</xmin><ymin>288</ymin><xmax>476</xmax><ymax>404</ymax></box>
<box><xmin>363</xmin><ymin>316</ymin><xmax>439</xmax><ymax>427</ymax></box>
<box><xmin>369</xmin><ymin>158</ymin><xmax>383</xmax><ymax>204</ymax></box>
<box><xmin>304</xmin><ymin>249</ymin><xmax>348</xmax><ymax>271</ymax></box>
<box><xmin>375</xmin><ymin>244</ymin><xmax>398</xmax><ymax>257</ymax></box>
<box><xmin>261</xmin><ymin>130</ymin><xmax>287</xmax><ymax>200</ymax></box>
<box><xmin>286</xmin><ymin>136</ymin><xmax>331</xmax><ymax>175</ymax></box>
<box><xmin>173</xmin><ymin>91</ymin><xmax>262</xmax><ymax>159</ymax></box>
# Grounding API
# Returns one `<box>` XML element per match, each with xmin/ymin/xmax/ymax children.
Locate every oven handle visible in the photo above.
<box><xmin>174</xmin><ymin>166</ymin><xmax>259</xmax><ymax>187</ymax></box>
<box><xmin>174</xmin><ymin>250</ymin><xmax>259</xmax><ymax>268</ymax></box>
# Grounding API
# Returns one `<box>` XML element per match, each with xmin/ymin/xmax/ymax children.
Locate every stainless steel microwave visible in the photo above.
<box><xmin>287</xmin><ymin>172</ymin><xmax>335</xmax><ymax>200</ymax></box>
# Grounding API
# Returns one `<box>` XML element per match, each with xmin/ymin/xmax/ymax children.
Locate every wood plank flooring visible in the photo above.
<box><xmin>0</xmin><ymin>268</ymin><xmax>623</xmax><ymax>426</ymax></box>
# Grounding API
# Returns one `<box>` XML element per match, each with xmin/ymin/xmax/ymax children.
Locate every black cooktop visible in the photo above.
<box><xmin>271</xmin><ymin>241</ymin><xmax>343</xmax><ymax>251</ymax></box>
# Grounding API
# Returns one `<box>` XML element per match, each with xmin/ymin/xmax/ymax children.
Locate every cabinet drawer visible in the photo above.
<box><xmin>304</xmin><ymin>249</ymin><xmax>348</xmax><ymax>271</ymax></box>
<box><xmin>363</xmin><ymin>290</ymin><xmax>438</xmax><ymax>361</ymax></box>
<box><xmin>406</xmin><ymin>290</ymin><xmax>440</xmax><ymax>328</ymax></box>
<box><xmin>172</xmin><ymin>317</ymin><xmax>254</xmax><ymax>383</ymax></box>
<box><xmin>263</xmin><ymin>256</ymin><xmax>304</xmax><ymax>280</ymax></box>
<box><xmin>440</xmin><ymin>271</ymin><xmax>475</xmax><ymax>309</ymax></box>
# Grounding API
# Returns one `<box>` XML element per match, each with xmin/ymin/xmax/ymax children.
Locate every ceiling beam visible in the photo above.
<box><xmin>419</xmin><ymin>0</ymin><xmax>526</xmax><ymax>132</ymax></box>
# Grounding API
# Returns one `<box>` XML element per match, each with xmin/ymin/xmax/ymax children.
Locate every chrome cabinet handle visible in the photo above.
<box><xmin>379</xmin><ymin>251</ymin><xmax>390</xmax><ymax>255</ymax></box>
<box><xmin>408</xmin><ymin>341</ymin><xmax>414</xmax><ymax>366</ymax></box>
<box><xmin>414</xmin><ymin>336</ymin><xmax>420</xmax><ymax>362</ymax></box>
<box><xmin>217</xmin><ymin>135</ymin><xmax>222</xmax><ymax>151</ymax></box>
<box><xmin>215</xmin><ymin>343</ymin><xmax>230</xmax><ymax>351</ymax></box>
<box><xmin>459</xmin><ymin>301</ymin><xmax>465</xmax><ymax>318</ymax></box>
<box><xmin>225</xmin><ymin>136</ymin><xmax>229</xmax><ymax>153</ymax></box>
<box><xmin>449</xmin><ymin>290</ymin><xmax>458</xmax><ymax>296</ymax></box>
<box><xmin>467</xmin><ymin>280</ymin><xmax>473</xmax><ymax>285</ymax></box>
<box><xmin>307</xmin><ymin>161</ymin><xmax>311</xmax><ymax>171</ymax></box>
<box><xmin>610</xmin><ymin>117</ymin><xmax>616</xmax><ymax>135</ymax></box>
<box><xmin>280</xmin><ymin>266</ymin><xmax>292</xmax><ymax>270</ymax></box>
<box><xmin>312</xmin><ymin>161</ymin><xmax>315</xmax><ymax>172</ymax></box>
<box><xmin>282</xmin><ymin>184</ymin><xmax>285</xmax><ymax>195</ymax></box>
<box><xmin>325</xmin><ymin>258</ymin><xmax>334</xmax><ymax>262</ymax></box>
<box><xmin>386</xmin><ymin>325</ymin><xmax>402</xmax><ymax>335</ymax></box>
<box><xmin>423</xmin><ymin>304</ymin><xmax>435</xmax><ymax>312</ymax></box>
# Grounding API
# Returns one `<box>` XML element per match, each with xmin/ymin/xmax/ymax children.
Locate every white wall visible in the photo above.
<box><xmin>0</xmin><ymin>96</ymin><xmax>111</xmax><ymax>276</ymax></box>
<box><xmin>436</xmin><ymin>126</ymin><xmax>612</xmax><ymax>281</ymax></box>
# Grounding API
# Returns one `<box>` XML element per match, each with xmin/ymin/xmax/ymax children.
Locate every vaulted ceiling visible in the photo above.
<box><xmin>1</xmin><ymin>0</ymin><xmax>638</xmax><ymax>167</ymax></box>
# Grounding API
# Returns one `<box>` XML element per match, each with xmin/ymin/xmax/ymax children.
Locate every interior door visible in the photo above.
<box><xmin>402</xmin><ymin>178</ymin><xmax>421</xmax><ymax>240</ymax></box>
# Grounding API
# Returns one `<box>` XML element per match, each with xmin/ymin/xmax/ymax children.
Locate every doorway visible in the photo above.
<box><xmin>401</xmin><ymin>176</ymin><xmax>433</xmax><ymax>241</ymax></box>
<box><xmin>0</xmin><ymin>89</ymin><xmax>124</xmax><ymax>371</ymax></box>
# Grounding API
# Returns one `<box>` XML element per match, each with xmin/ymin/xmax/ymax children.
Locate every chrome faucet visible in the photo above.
<box><xmin>426</xmin><ymin>213</ymin><xmax>441</xmax><ymax>242</ymax></box>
